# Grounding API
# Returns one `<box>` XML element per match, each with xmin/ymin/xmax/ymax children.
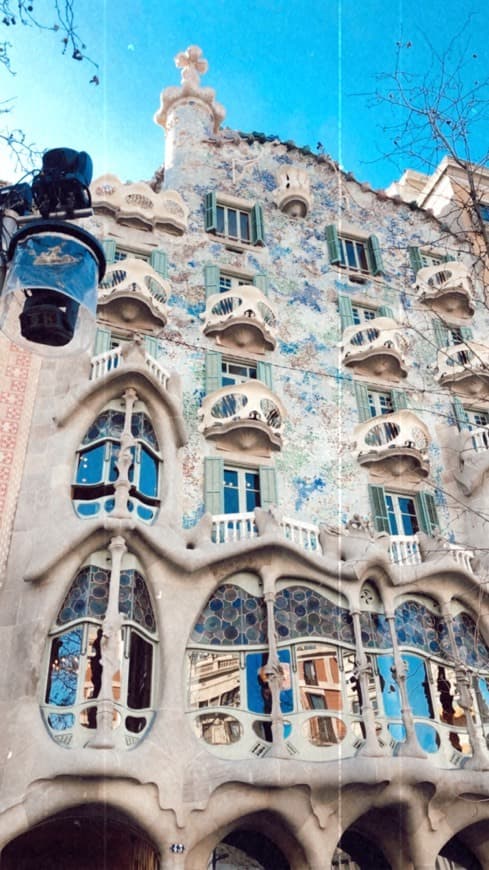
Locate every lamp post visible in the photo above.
<box><xmin>0</xmin><ymin>147</ymin><xmax>105</xmax><ymax>357</ymax></box>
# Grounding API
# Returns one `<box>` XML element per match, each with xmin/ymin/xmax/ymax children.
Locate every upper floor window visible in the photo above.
<box><xmin>204</xmin><ymin>457</ymin><xmax>278</xmax><ymax>522</ymax></box>
<box><xmin>337</xmin><ymin>294</ymin><xmax>393</xmax><ymax>333</ymax></box>
<box><xmin>224</xmin><ymin>466</ymin><xmax>261</xmax><ymax>514</ymax></box>
<box><xmin>326</xmin><ymin>225</ymin><xmax>385</xmax><ymax>277</ymax></box>
<box><xmin>479</xmin><ymin>203</ymin><xmax>489</xmax><ymax>222</ymax></box>
<box><xmin>72</xmin><ymin>397</ymin><xmax>161</xmax><ymax>523</ymax></box>
<box><xmin>42</xmin><ymin>550</ymin><xmax>157</xmax><ymax>749</ymax></box>
<box><xmin>205</xmin><ymin>193</ymin><xmax>265</xmax><ymax>247</ymax></box>
<box><xmin>369</xmin><ymin>485</ymin><xmax>439</xmax><ymax>537</ymax></box>
<box><xmin>432</xmin><ymin>320</ymin><xmax>473</xmax><ymax>349</ymax></box>
<box><xmin>408</xmin><ymin>246</ymin><xmax>448</xmax><ymax>273</ymax></box>
<box><xmin>221</xmin><ymin>359</ymin><xmax>257</xmax><ymax>387</ymax></box>
<box><xmin>352</xmin><ymin>304</ymin><xmax>376</xmax><ymax>325</ymax></box>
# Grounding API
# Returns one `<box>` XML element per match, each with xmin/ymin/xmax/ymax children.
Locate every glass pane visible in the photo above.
<box><xmin>415</xmin><ymin>722</ymin><xmax>440</xmax><ymax>753</ymax></box>
<box><xmin>297</xmin><ymin>644</ymin><xmax>342</xmax><ymax>712</ymax></box>
<box><xmin>108</xmin><ymin>442</ymin><xmax>119</xmax><ymax>483</ymax></box>
<box><xmin>246</xmin><ymin>650</ymin><xmax>292</xmax><ymax>715</ymax></box>
<box><xmin>84</xmin><ymin>626</ymin><xmax>103</xmax><ymax>702</ymax></box>
<box><xmin>216</xmin><ymin>205</ymin><xmax>225</xmax><ymax>235</ymax></box>
<box><xmin>404</xmin><ymin>654</ymin><xmax>434</xmax><ymax>718</ymax></box>
<box><xmin>385</xmin><ymin>495</ymin><xmax>399</xmax><ymax>535</ymax></box>
<box><xmin>345</xmin><ymin>239</ymin><xmax>357</xmax><ymax>268</ymax></box>
<box><xmin>138</xmin><ymin>447</ymin><xmax>158</xmax><ymax>498</ymax></box>
<box><xmin>75</xmin><ymin>444</ymin><xmax>105</xmax><ymax>485</ymax></box>
<box><xmin>357</xmin><ymin>243</ymin><xmax>369</xmax><ymax>272</ymax></box>
<box><xmin>398</xmin><ymin>497</ymin><xmax>418</xmax><ymax>535</ymax></box>
<box><xmin>190</xmin><ymin>584</ymin><xmax>267</xmax><ymax>646</ymax></box>
<box><xmin>188</xmin><ymin>651</ymin><xmax>241</xmax><ymax>709</ymax></box>
<box><xmin>377</xmin><ymin>654</ymin><xmax>402</xmax><ymax>717</ymax></box>
<box><xmin>302</xmin><ymin>715</ymin><xmax>347</xmax><ymax>746</ymax></box>
<box><xmin>45</xmin><ymin>628</ymin><xmax>83</xmax><ymax>706</ymax></box>
<box><xmin>75</xmin><ymin>502</ymin><xmax>100</xmax><ymax>517</ymax></box>
<box><xmin>196</xmin><ymin>712</ymin><xmax>242</xmax><ymax>744</ymax></box>
<box><xmin>245</xmin><ymin>472</ymin><xmax>261</xmax><ymax>511</ymax></box>
<box><xmin>227</xmin><ymin>208</ymin><xmax>238</xmax><ymax>238</ymax></box>
<box><xmin>223</xmin><ymin>469</ymin><xmax>239</xmax><ymax>513</ymax></box>
<box><xmin>47</xmin><ymin>712</ymin><xmax>75</xmax><ymax>731</ymax></box>
<box><xmin>240</xmin><ymin>211</ymin><xmax>250</xmax><ymax>242</ymax></box>
<box><xmin>127</xmin><ymin>631</ymin><xmax>153</xmax><ymax>709</ymax></box>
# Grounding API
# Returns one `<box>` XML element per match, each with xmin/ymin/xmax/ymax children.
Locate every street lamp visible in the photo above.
<box><xmin>0</xmin><ymin>148</ymin><xmax>105</xmax><ymax>357</ymax></box>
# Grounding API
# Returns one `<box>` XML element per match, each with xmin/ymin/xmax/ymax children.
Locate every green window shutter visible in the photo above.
<box><xmin>442</xmin><ymin>254</ymin><xmax>452</xmax><ymax>263</ymax></box>
<box><xmin>259</xmin><ymin>466</ymin><xmax>278</xmax><ymax>509</ymax></box>
<box><xmin>93</xmin><ymin>326</ymin><xmax>112</xmax><ymax>355</ymax></box>
<box><xmin>101</xmin><ymin>239</ymin><xmax>116</xmax><ymax>264</ymax></box>
<box><xmin>326</xmin><ymin>224</ymin><xmax>341</xmax><ymax>264</ymax></box>
<box><xmin>204</xmin><ymin>457</ymin><xmax>224</xmax><ymax>515</ymax></box>
<box><xmin>408</xmin><ymin>246</ymin><xmax>424</xmax><ymax>273</ymax></box>
<box><xmin>453</xmin><ymin>398</ymin><xmax>469</xmax><ymax>430</ymax></box>
<box><xmin>368</xmin><ymin>484</ymin><xmax>390</xmax><ymax>533</ymax></box>
<box><xmin>204</xmin><ymin>264</ymin><xmax>220</xmax><ymax>299</ymax></box>
<box><xmin>149</xmin><ymin>249</ymin><xmax>168</xmax><ymax>279</ymax></box>
<box><xmin>378</xmin><ymin>304</ymin><xmax>394</xmax><ymax>319</ymax></box>
<box><xmin>391</xmin><ymin>390</ymin><xmax>408</xmax><ymax>411</ymax></box>
<box><xmin>416</xmin><ymin>491</ymin><xmax>439</xmax><ymax>536</ymax></box>
<box><xmin>251</xmin><ymin>204</ymin><xmax>265</xmax><ymax>246</ymax></box>
<box><xmin>144</xmin><ymin>336</ymin><xmax>161</xmax><ymax>359</ymax></box>
<box><xmin>432</xmin><ymin>320</ymin><xmax>449</xmax><ymax>348</ymax></box>
<box><xmin>354</xmin><ymin>381</ymin><xmax>371</xmax><ymax>422</ymax></box>
<box><xmin>205</xmin><ymin>192</ymin><xmax>217</xmax><ymax>232</ymax></box>
<box><xmin>257</xmin><ymin>361</ymin><xmax>273</xmax><ymax>389</ymax></box>
<box><xmin>367</xmin><ymin>235</ymin><xmax>384</xmax><ymax>276</ymax></box>
<box><xmin>205</xmin><ymin>350</ymin><xmax>222</xmax><ymax>394</ymax></box>
<box><xmin>253</xmin><ymin>273</ymin><xmax>269</xmax><ymax>295</ymax></box>
<box><xmin>460</xmin><ymin>326</ymin><xmax>473</xmax><ymax>342</ymax></box>
<box><xmin>338</xmin><ymin>294</ymin><xmax>354</xmax><ymax>331</ymax></box>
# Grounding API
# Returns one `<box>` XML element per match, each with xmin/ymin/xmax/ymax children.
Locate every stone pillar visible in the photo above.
<box><xmin>261</xmin><ymin>568</ymin><xmax>288</xmax><ymax>757</ymax></box>
<box><xmin>350</xmin><ymin>609</ymin><xmax>387</xmax><ymax>756</ymax></box>
<box><xmin>87</xmin><ymin>534</ymin><xmax>127</xmax><ymax>749</ymax></box>
<box><xmin>386</xmin><ymin>612</ymin><xmax>427</xmax><ymax>758</ymax></box>
<box><xmin>113</xmin><ymin>387</ymin><xmax>138</xmax><ymax>518</ymax></box>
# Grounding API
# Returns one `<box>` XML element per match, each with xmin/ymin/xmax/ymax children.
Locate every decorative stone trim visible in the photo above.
<box><xmin>91</xmin><ymin>174</ymin><xmax>188</xmax><ymax>235</ymax></box>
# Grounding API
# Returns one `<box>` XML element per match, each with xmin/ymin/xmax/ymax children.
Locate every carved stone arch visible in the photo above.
<box><xmin>189</xmin><ymin>808</ymin><xmax>308</xmax><ymax>870</ymax></box>
<box><xmin>56</xmin><ymin>365</ymin><xmax>187</xmax><ymax>450</ymax></box>
<box><xmin>436</xmin><ymin>818</ymin><xmax>489</xmax><ymax>869</ymax></box>
<box><xmin>1</xmin><ymin>802</ymin><xmax>161</xmax><ymax>869</ymax></box>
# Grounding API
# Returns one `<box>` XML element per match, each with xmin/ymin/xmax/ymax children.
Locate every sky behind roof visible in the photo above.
<box><xmin>1</xmin><ymin>0</ymin><xmax>488</xmax><ymax>190</ymax></box>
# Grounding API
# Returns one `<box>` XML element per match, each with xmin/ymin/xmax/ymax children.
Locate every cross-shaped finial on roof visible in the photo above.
<box><xmin>174</xmin><ymin>45</ymin><xmax>209</xmax><ymax>88</ymax></box>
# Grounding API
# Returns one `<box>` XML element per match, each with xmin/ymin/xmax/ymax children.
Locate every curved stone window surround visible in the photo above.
<box><xmin>414</xmin><ymin>260</ymin><xmax>475</xmax><ymax>319</ymax></box>
<box><xmin>187</xmin><ymin>579</ymin><xmax>489</xmax><ymax>767</ymax></box>
<box><xmin>41</xmin><ymin>541</ymin><xmax>158</xmax><ymax>750</ymax></box>
<box><xmin>72</xmin><ymin>391</ymin><xmax>161</xmax><ymax>524</ymax></box>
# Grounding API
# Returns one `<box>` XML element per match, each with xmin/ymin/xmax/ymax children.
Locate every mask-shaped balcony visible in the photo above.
<box><xmin>353</xmin><ymin>410</ymin><xmax>430</xmax><ymax>479</ymax></box>
<box><xmin>199</xmin><ymin>381</ymin><xmax>285</xmax><ymax>455</ymax></box>
<box><xmin>414</xmin><ymin>261</ymin><xmax>475</xmax><ymax>319</ymax></box>
<box><xmin>436</xmin><ymin>342</ymin><xmax>489</xmax><ymax>399</ymax></box>
<box><xmin>202</xmin><ymin>284</ymin><xmax>277</xmax><ymax>353</ymax></box>
<box><xmin>341</xmin><ymin>317</ymin><xmax>408</xmax><ymax>381</ymax></box>
<box><xmin>98</xmin><ymin>257</ymin><xmax>169</xmax><ymax>331</ymax></box>
<box><xmin>274</xmin><ymin>166</ymin><xmax>312</xmax><ymax>218</ymax></box>
<box><xmin>91</xmin><ymin>174</ymin><xmax>188</xmax><ymax>235</ymax></box>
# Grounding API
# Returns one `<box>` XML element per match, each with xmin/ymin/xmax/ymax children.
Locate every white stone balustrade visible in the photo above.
<box><xmin>274</xmin><ymin>166</ymin><xmax>312</xmax><ymax>218</ymax></box>
<box><xmin>202</xmin><ymin>285</ymin><xmax>277</xmax><ymax>352</ymax></box>
<box><xmin>91</xmin><ymin>174</ymin><xmax>188</xmax><ymax>234</ymax></box>
<box><xmin>199</xmin><ymin>381</ymin><xmax>285</xmax><ymax>452</ymax></box>
<box><xmin>210</xmin><ymin>512</ymin><xmax>475</xmax><ymax>574</ymax></box>
<box><xmin>354</xmin><ymin>410</ymin><xmax>430</xmax><ymax>478</ymax></box>
<box><xmin>436</xmin><ymin>342</ymin><xmax>489</xmax><ymax>398</ymax></box>
<box><xmin>414</xmin><ymin>261</ymin><xmax>475</xmax><ymax>317</ymax></box>
<box><xmin>98</xmin><ymin>257</ymin><xmax>169</xmax><ymax>327</ymax></box>
<box><xmin>341</xmin><ymin>317</ymin><xmax>408</xmax><ymax>379</ymax></box>
<box><xmin>460</xmin><ymin>426</ymin><xmax>489</xmax><ymax>457</ymax></box>
<box><xmin>90</xmin><ymin>346</ymin><xmax>170</xmax><ymax>388</ymax></box>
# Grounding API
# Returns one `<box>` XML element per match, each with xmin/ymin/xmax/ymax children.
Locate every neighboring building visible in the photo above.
<box><xmin>1</xmin><ymin>46</ymin><xmax>489</xmax><ymax>869</ymax></box>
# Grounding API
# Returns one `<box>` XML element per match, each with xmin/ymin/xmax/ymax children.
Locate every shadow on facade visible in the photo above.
<box><xmin>0</xmin><ymin>803</ymin><xmax>159</xmax><ymax>870</ymax></box>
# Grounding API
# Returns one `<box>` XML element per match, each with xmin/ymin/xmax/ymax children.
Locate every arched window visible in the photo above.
<box><xmin>72</xmin><ymin>395</ymin><xmax>161</xmax><ymax>523</ymax></box>
<box><xmin>187</xmin><ymin>578</ymin><xmax>354</xmax><ymax>758</ymax></box>
<box><xmin>42</xmin><ymin>550</ymin><xmax>157</xmax><ymax>749</ymax></box>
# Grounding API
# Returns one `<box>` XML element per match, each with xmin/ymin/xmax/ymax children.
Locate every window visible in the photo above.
<box><xmin>113</xmin><ymin>248</ymin><xmax>149</xmax><ymax>263</ymax></box>
<box><xmin>337</xmin><ymin>295</ymin><xmax>393</xmax><ymax>332</ymax></box>
<box><xmin>224</xmin><ymin>467</ymin><xmax>261</xmax><ymax>514</ymax></box>
<box><xmin>326</xmin><ymin>225</ymin><xmax>384</xmax><ymax>276</ymax></box>
<box><xmin>432</xmin><ymin>320</ymin><xmax>473</xmax><ymax>349</ymax></box>
<box><xmin>42</xmin><ymin>551</ymin><xmax>157</xmax><ymax>749</ymax></box>
<box><xmin>479</xmin><ymin>203</ymin><xmax>489</xmax><ymax>223</ymax></box>
<box><xmin>204</xmin><ymin>457</ymin><xmax>278</xmax><ymax>517</ymax></box>
<box><xmin>453</xmin><ymin>398</ymin><xmax>489</xmax><ymax>433</ymax></box>
<box><xmin>221</xmin><ymin>359</ymin><xmax>257</xmax><ymax>386</ymax></box>
<box><xmin>467</xmin><ymin>408</ymin><xmax>489</xmax><ymax>428</ymax></box>
<box><xmin>205</xmin><ymin>193</ymin><xmax>265</xmax><ymax>247</ymax></box>
<box><xmin>354</xmin><ymin>381</ymin><xmax>407</xmax><ymax>422</ymax></box>
<box><xmin>352</xmin><ymin>304</ymin><xmax>376</xmax><ymax>325</ymax></box>
<box><xmin>204</xmin><ymin>265</ymin><xmax>268</xmax><ymax>299</ymax></box>
<box><xmin>205</xmin><ymin>350</ymin><xmax>272</xmax><ymax>394</ymax></box>
<box><xmin>408</xmin><ymin>246</ymin><xmax>447</xmax><ymax>273</ymax></box>
<box><xmin>101</xmin><ymin>239</ymin><xmax>167</xmax><ymax>278</ymax></box>
<box><xmin>369</xmin><ymin>485</ymin><xmax>439</xmax><ymax>537</ymax></box>
<box><xmin>73</xmin><ymin>397</ymin><xmax>161</xmax><ymax>523</ymax></box>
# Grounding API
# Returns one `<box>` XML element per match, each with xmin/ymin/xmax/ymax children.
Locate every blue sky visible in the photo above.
<box><xmin>1</xmin><ymin>0</ymin><xmax>488</xmax><ymax>189</ymax></box>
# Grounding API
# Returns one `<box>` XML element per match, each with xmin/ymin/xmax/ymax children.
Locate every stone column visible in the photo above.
<box><xmin>386</xmin><ymin>612</ymin><xmax>426</xmax><ymax>758</ymax></box>
<box><xmin>87</xmin><ymin>534</ymin><xmax>127</xmax><ymax>749</ymax></box>
<box><xmin>261</xmin><ymin>568</ymin><xmax>288</xmax><ymax>757</ymax></box>
<box><xmin>350</xmin><ymin>609</ymin><xmax>387</xmax><ymax>756</ymax></box>
<box><xmin>442</xmin><ymin>603</ymin><xmax>489</xmax><ymax>770</ymax></box>
<box><xmin>113</xmin><ymin>387</ymin><xmax>138</xmax><ymax>518</ymax></box>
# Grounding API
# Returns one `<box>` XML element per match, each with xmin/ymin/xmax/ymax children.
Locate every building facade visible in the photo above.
<box><xmin>1</xmin><ymin>46</ymin><xmax>489</xmax><ymax>868</ymax></box>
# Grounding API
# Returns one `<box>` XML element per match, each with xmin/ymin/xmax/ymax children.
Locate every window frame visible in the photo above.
<box><xmin>205</xmin><ymin>192</ymin><xmax>265</xmax><ymax>248</ymax></box>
